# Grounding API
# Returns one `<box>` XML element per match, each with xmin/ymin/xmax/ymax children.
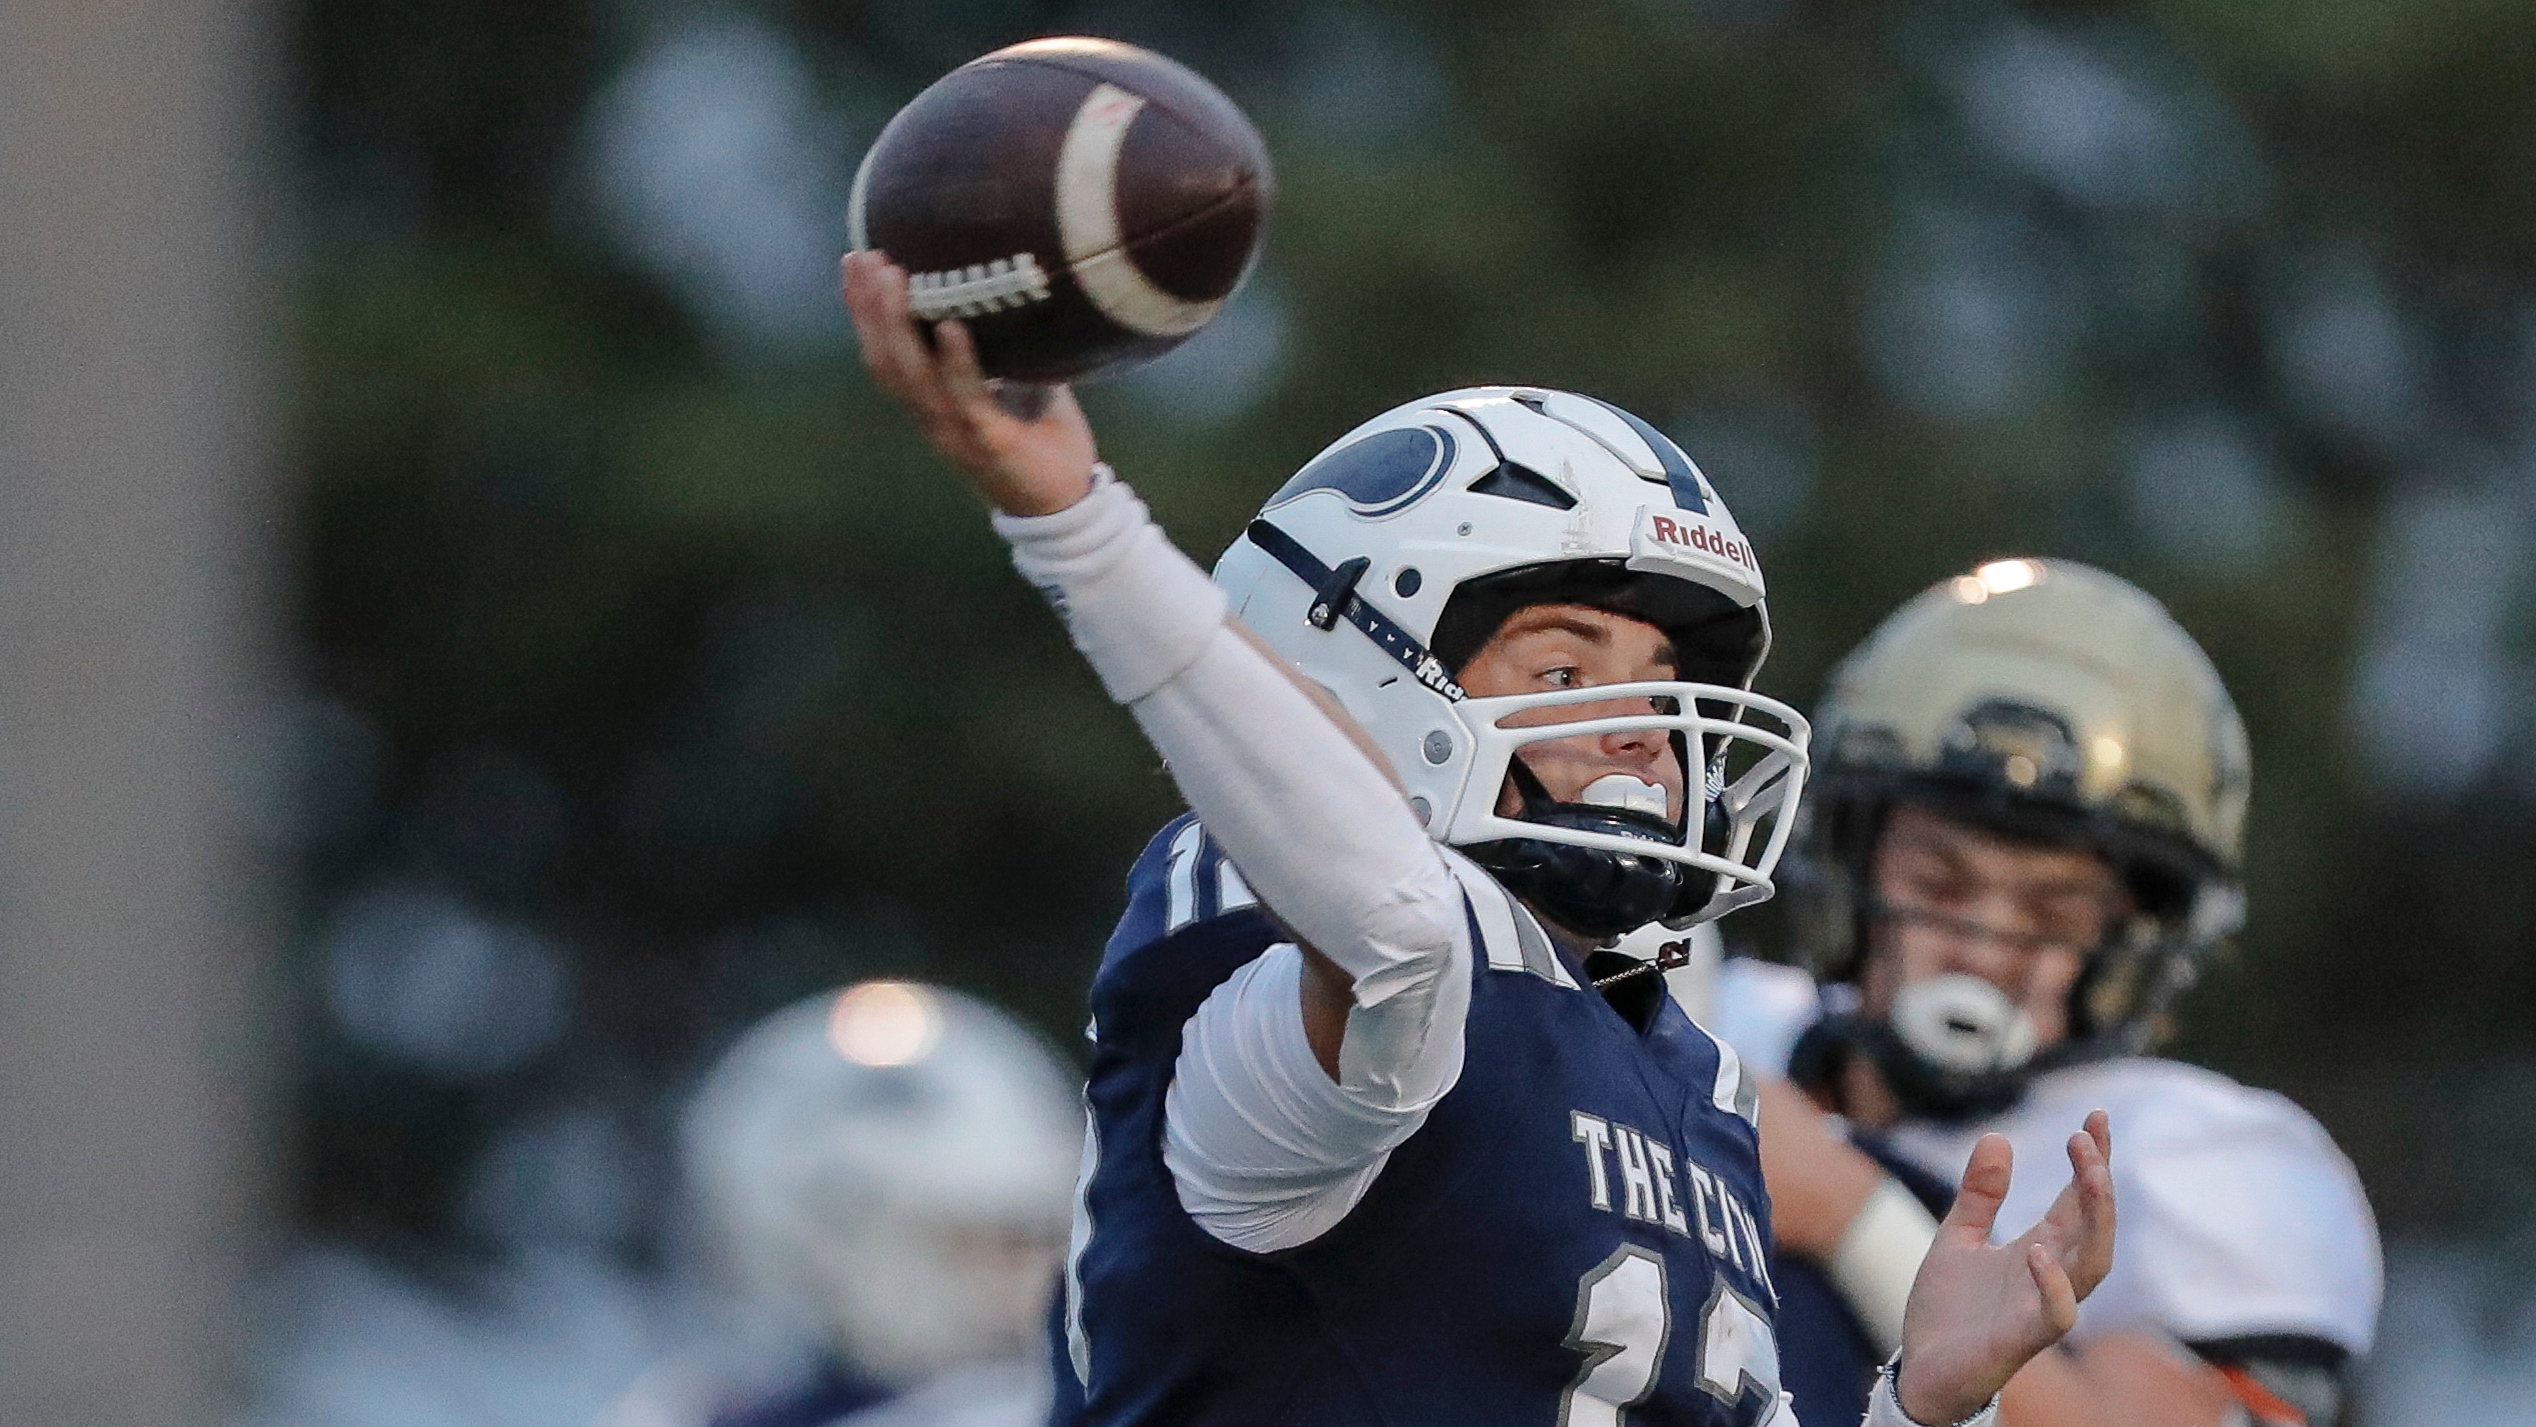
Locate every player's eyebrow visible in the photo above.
<box><xmin>1507</xmin><ymin>614</ymin><xmax>1678</xmax><ymax>673</ymax></box>
<box><xmin>1510</xmin><ymin>613</ymin><xmax>1615</xmax><ymax>644</ymax></box>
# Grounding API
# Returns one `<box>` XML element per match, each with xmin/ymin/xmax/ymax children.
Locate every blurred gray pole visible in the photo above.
<box><xmin>0</xmin><ymin>1</ymin><xmax>276</xmax><ymax>1424</ymax></box>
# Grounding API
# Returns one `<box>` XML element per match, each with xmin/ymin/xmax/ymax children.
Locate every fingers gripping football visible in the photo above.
<box><xmin>1892</xmin><ymin>1111</ymin><xmax>2115</xmax><ymax>1424</ymax></box>
<box><xmin>841</xmin><ymin>251</ymin><xmax>1099</xmax><ymax>517</ymax></box>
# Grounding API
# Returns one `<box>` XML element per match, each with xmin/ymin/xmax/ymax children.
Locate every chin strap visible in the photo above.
<box><xmin>1587</xmin><ymin>937</ymin><xmax>1695</xmax><ymax>988</ymax></box>
<box><xmin>1246</xmin><ymin>519</ymin><xmax>1466</xmax><ymax>700</ymax></box>
<box><xmin>1469</xmin><ymin>756</ymin><xmax>1696</xmax><ymax>939</ymax></box>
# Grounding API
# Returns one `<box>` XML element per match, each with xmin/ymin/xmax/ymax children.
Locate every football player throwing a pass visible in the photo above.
<box><xmin>1727</xmin><ymin>562</ymin><xmax>2380</xmax><ymax>1427</ymax></box>
<box><xmin>842</xmin><ymin>250</ymin><xmax>2117</xmax><ymax>1427</ymax></box>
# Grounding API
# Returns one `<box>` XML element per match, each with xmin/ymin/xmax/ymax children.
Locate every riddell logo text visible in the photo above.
<box><xmin>1647</xmin><ymin>515</ymin><xmax>1753</xmax><ymax>571</ymax></box>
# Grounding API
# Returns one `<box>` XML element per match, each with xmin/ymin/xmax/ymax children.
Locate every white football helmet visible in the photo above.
<box><xmin>681</xmin><ymin>982</ymin><xmax>1082</xmax><ymax>1389</ymax></box>
<box><xmin>1213</xmin><ymin>386</ymin><xmax>1810</xmax><ymax>937</ymax></box>
<box><xmin>1785</xmin><ymin>557</ymin><xmax>2252</xmax><ymax>1117</ymax></box>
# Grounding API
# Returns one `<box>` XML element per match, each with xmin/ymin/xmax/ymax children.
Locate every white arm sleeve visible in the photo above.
<box><xmin>995</xmin><ymin>473</ymin><xmax>1472</xmax><ymax>1250</ymax></box>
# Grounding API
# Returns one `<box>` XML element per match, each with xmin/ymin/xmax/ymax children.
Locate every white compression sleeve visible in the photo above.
<box><xmin>996</xmin><ymin>473</ymin><xmax>1472</xmax><ymax>1245</ymax></box>
<box><xmin>1164</xmin><ymin>942</ymin><xmax>1467</xmax><ymax>1251</ymax></box>
<box><xmin>993</xmin><ymin>471</ymin><xmax>1466</xmax><ymax>997</ymax></box>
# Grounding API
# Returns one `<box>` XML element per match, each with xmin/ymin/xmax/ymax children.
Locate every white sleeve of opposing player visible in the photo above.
<box><xmin>2110</xmin><ymin>1081</ymin><xmax>2384</xmax><ymax>1353</ymax></box>
<box><xmin>1709</xmin><ymin>956</ymin><xmax>1827</xmax><ymax>1076</ymax></box>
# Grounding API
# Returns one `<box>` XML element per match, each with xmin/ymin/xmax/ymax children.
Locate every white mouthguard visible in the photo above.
<box><xmin>1579</xmin><ymin>774</ymin><xmax>1669</xmax><ymax>819</ymax></box>
<box><xmin>1891</xmin><ymin>973</ymin><xmax>2040</xmax><ymax>1075</ymax></box>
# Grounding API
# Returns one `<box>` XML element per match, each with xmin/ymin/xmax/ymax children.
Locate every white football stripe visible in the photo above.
<box><xmin>1055</xmin><ymin>82</ymin><xmax>1223</xmax><ymax>338</ymax></box>
<box><xmin>845</xmin><ymin>142</ymin><xmax>874</xmax><ymax>251</ymax></box>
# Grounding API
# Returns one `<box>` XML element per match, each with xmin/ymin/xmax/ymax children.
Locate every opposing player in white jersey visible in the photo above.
<box><xmin>680</xmin><ymin>981</ymin><xmax>1082</xmax><ymax>1427</ymax></box>
<box><xmin>842</xmin><ymin>248</ymin><xmax>2122</xmax><ymax>1427</ymax></box>
<box><xmin>1718</xmin><ymin>560</ymin><xmax>2380</xmax><ymax>1426</ymax></box>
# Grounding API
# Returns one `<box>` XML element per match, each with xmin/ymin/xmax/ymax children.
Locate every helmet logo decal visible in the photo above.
<box><xmin>1264</xmin><ymin>425</ymin><xmax>1459</xmax><ymax>518</ymax></box>
<box><xmin>1939</xmin><ymin>701</ymin><xmax>2084</xmax><ymax>796</ymax></box>
<box><xmin>1643</xmin><ymin>512</ymin><xmax>1756</xmax><ymax>575</ymax></box>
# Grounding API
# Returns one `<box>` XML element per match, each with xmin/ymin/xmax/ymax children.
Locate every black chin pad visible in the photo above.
<box><xmin>1467</xmin><ymin>833</ymin><xmax>1685</xmax><ymax>941</ymax></box>
<box><xmin>1466</xmin><ymin>803</ymin><xmax>1687</xmax><ymax>940</ymax></box>
<box><xmin>1842</xmin><ymin>1014</ymin><xmax>2028</xmax><ymax>1121</ymax></box>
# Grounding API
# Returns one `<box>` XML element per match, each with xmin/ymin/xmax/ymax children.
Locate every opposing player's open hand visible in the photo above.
<box><xmin>1892</xmin><ymin>1111</ymin><xmax>2115</xmax><ymax>1424</ymax></box>
<box><xmin>841</xmin><ymin>250</ymin><xmax>1100</xmax><ymax>517</ymax></box>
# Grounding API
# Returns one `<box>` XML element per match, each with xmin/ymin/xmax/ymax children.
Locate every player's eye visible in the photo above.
<box><xmin>1540</xmin><ymin>665</ymin><xmax>1580</xmax><ymax>688</ymax></box>
<box><xmin>2028</xmin><ymin>893</ymin><xmax>2119</xmax><ymax>947</ymax></box>
<box><xmin>1894</xmin><ymin>863</ymin><xmax>1972</xmax><ymax>905</ymax></box>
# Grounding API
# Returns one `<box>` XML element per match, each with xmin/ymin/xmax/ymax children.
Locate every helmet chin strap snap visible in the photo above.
<box><xmin>1588</xmin><ymin>936</ymin><xmax>1695</xmax><ymax>988</ymax></box>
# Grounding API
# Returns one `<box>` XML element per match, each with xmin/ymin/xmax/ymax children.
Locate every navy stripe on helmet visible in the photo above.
<box><xmin>1583</xmin><ymin>397</ymin><xmax>1709</xmax><ymax>514</ymax></box>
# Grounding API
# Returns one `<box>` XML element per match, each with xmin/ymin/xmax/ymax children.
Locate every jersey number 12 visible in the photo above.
<box><xmin>1562</xmin><ymin>1247</ymin><xmax>1781</xmax><ymax>1425</ymax></box>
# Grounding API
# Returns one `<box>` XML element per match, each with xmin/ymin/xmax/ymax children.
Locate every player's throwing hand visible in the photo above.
<box><xmin>841</xmin><ymin>251</ymin><xmax>1098</xmax><ymax>517</ymax></box>
<box><xmin>1892</xmin><ymin>1111</ymin><xmax>2117</xmax><ymax>1422</ymax></box>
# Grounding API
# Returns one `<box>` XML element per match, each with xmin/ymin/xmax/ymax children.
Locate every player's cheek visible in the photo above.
<box><xmin>1883</xmin><ymin>920</ymin><xmax>1955</xmax><ymax>986</ymax></box>
<box><xmin>2021</xmin><ymin>948</ymin><xmax>2087</xmax><ymax>1039</ymax></box>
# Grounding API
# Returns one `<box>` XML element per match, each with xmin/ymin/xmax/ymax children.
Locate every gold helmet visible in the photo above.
<box><xmin>1789</xmin><ymin>558</ymin><xmax>2249</xmax><ymax>1100</ymax></box>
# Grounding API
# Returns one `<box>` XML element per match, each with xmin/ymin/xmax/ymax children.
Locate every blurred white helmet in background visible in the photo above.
<box><xmin>682</xmin><ymin>981</ymin><xmax>1083</xmax><ymax>1389</ymax></box>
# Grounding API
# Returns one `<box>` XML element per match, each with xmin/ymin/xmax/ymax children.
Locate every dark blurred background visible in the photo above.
<box><xmin>15</xmin><ymin>0</ymin><xmax>2536</xmax><ymax>1421</ymax></box>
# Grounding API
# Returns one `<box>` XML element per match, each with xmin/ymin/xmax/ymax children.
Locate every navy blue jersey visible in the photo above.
<box><xmin>1053</xmin><ymin>816</ymin><xmax>1786</xmax><ymax>1427</ymax></box>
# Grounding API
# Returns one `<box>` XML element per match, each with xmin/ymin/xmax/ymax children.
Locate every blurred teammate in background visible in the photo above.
<box><xmin>1723</xmin><ymin>560</ymin><xmax>2381</xmax><ymax>1426</ymax></box>
<box><xmin>682</xmin><ymin>980</ymin><xmax>1081</xmax><ymax>1427</ymax></box>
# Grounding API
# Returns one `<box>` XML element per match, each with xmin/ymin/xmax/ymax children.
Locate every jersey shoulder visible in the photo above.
<box><xmin>1105</xmin><ymin>814</ymin><xmax>1267</xmax><ymax>959</ymax></box>
<box><xmin>1089</xmin><ymin>815</ymin><xmax>1281</xmax><ymax>1049</ymax></box>
<box><xmin>2027</xmin><ymin>1058</ymin><xmax>2384</xmax><ymax>1353</ymax></box>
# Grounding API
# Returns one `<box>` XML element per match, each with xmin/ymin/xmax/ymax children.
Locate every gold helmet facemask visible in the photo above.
<box><xmin>1784</xmin><ymin>558</ymin><xmax>2249</xmax><ymax>1119</ymax></box>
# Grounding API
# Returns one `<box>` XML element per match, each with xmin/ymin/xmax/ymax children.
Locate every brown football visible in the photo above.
<box><xmin>847</xmin><ymin>37</ymin><xmax>1272</xmax><ymax>383</ymax></box>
